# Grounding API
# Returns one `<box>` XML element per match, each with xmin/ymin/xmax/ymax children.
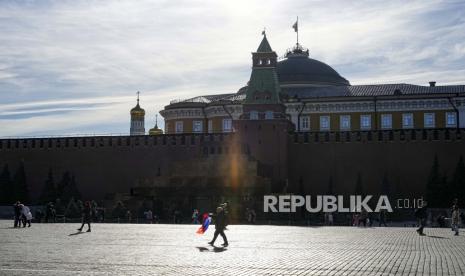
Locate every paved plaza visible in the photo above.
<box><xmin>1</xmin><ymin>221</ymin><xmax>465</xmax><ymax>275</ymax></box>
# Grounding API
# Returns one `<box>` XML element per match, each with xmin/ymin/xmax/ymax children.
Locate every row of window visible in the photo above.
<box><xmin>250</xmin><ymin>111</ymin><xmax>274</xmax><ymax>120</ymax></box>
<box><xmin>299</xmin><ymin>112</ymin><xmax>457</xmax><ymax>131</ymax></box>
<box><xmin>171</xmin><ymin>119</ymin><xmax>233</xmax><ymax>134</ymax></box>
<box><xmin>293</xmin><ymin>129</ymin><xmax>462</xmax><ymax>143</ymax></box>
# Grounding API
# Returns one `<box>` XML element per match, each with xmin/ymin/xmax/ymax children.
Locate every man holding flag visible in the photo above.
<box><xmin>208</xmin><ymin>206</ymin><xmax>229</xmax><ymax>247</ymax></box>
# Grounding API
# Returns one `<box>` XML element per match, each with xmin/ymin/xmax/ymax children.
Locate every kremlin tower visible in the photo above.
<box><xmin>130</xmin><ymin>92</ymin><xmax>145</xmax><ymax>135</ymax></box>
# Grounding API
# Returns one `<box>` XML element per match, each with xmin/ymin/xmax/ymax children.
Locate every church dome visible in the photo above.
<box><xmin>149</xmin><ymin>125</ymin><xmax>163</xmax><ymax>135</ymax></box>
<box><xmin>149</xmin><ymin>115</ymin><xmax>163</xmax><ymax>135</ymax></box>
<box><xmin>131</xmin><ymin>103</ymin><xmax>145</xmax><ymax>117</ymax></box>
<box><xmin>131</xmin><ymin>92</ymin><xmax>145</xmax><ymax>117</ymax></box>
<box><xmin>277</xmin><ymin>47</ymin><xmax>350</xmax><ymax>86</ymax></box>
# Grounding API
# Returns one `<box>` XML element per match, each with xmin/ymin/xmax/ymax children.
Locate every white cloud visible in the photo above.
<box><xmin>0</xmin><ymin>0</ymin><xmax>464</xmax><ymax>136</ymax></box>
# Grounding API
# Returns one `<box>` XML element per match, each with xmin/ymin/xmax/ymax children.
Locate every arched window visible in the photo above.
<box><xmin>267</xmin><ymin>59</ymin><xmax>271</xmax><ymax>65</ymax></box>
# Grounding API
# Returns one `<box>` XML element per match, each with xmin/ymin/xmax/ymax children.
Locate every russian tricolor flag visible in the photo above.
<box><xmin>196</xmin><ymin>213</ymin><xmax>211</xmax><ymax>234</ymax></box>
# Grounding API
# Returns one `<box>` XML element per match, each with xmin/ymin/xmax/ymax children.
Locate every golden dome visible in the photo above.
<box><xmin>149</xmin><ymin>114</ymin><xmax>163</xmax><ymax>135</ymax></box>
<box><xmin>149</xmin><ymin>125</ymin><xmax>163</xmax><ymax>135</ymax></box>
<box><xmin>130</xmin><ymin>92</ymin><xmax>145</xmax><ymax>117</ymax></box>
<box><xmin>130</xmin><ymin>103</ymin><xmax>145</xmax><ymax>117</ymax></box>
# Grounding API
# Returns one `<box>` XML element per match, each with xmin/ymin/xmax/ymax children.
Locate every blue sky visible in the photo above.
<box><xmin>0</xmin><ymin>0</ymin><xmax>464</xmax><ymax>137</ymax></box>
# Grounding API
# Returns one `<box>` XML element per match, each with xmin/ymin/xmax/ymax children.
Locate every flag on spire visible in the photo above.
<box><xmin>292</xmin><ymin>20</ymin><xmax>298</xmax><ymax>32</ymax></box>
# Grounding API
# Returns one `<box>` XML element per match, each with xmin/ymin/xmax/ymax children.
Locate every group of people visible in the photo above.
<box><xmin>13</xmin><ymin>201</ymin><xmax>32</xmax><ymax>228</ymax></box>
<box><xmin>144</xmin><ymin>209</ymin><xmax>160</xmax><ymax>224</ymax></box>
<box><xmin>415</xmin><ymin>199</ymin><xmax>462</xmax><ymax>236</ymax></box>
<box><xmin>350</xmin><ymin>210</ymin><xmax>388</xmax><ymax>227</ymax></box>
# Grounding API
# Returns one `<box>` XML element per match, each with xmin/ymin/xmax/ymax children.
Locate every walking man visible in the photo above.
<box><xmin>78</xmin><ymin>201</ymin><xmax>92</xmax><ymax>232</ymax></box>
<box><xmin>208</xmin><ymin>206</ymin><xmax>228</xmax><ymax>247</ymax></box>
<box><xmin>452</xmin><ymin>205</ymin><xmax>460</xmax><ymax>236</ymax></box>
<box><xmin>451</xmin><ymin>198</ymin><xmax>459</xmax><ymax>231</ymax></box>
<box><xmin>13</xmin><ymin>201</ymin><xmax>22</xmax><ymax>228</ymax></box>
<box><xmin>415</xmin><ymin>201</ymin><xmax>428</xmax><ymax>236</ymax></box>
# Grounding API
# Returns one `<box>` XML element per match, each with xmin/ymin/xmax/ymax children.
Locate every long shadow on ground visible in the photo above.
<box><xmin>196</xmin><ymin>246</ymin><xmax>227</xmax><ymax>253</ymax></box>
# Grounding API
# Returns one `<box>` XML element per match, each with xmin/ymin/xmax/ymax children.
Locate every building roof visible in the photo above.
<box><xmin>166</xmin><ymin>91</ymin><xmax>246</xmax><ymax>108</ymax></box>
<box><xmin>282</xmin><ymin>84</ymin><xmax>465</xmax><ymax>99</ymax></box>
<box><xmin>168</xmin><ymin>84</ymin><xmax>465</xmax><ymax>107</ymax></box>
<box><xmin>257</xmin><ymin>35</ymin><xmax>273</xmax><ymax>53</ymax></box>
<box><xmin>165</xmin><ymin>36</ymin><xmax>464</xmax><ymax>108</ymax></box>
<box><xmin>130</xmin><ymin>103</ymin><xmax>145</xmax><ymax>116</ymax></box>
<box><xmin>277</xmin><ymin>55</ymin><xmax>350</xmax><ymax>86</ymax></box>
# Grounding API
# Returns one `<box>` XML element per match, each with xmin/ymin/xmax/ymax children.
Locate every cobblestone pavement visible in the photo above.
<box><xmin>1</xmin><ymin>221</ymin><xmax>465</xmax><ymax>275</ymax></box>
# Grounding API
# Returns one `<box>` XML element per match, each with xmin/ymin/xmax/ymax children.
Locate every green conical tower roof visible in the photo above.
<box><xmin>257</xmin><ymin>35</ymin><xmax>273</xmax><ymax>52</ymax></box>
<box><xmin>245</xmin><ymin>34</ymin><xmax>281</xmax><ymax>105</ymax></box>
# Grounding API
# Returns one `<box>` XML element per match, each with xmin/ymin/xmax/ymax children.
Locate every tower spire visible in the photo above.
<box><xmin>245</xmin><ymin>34</ymin><xmax>280</xmax><ymax>105</ymax></box>
<box><xmin>149</xmin><ymin>113</ymin><xmax>163</xmax><ymax>135</ymax></box>
<box><xmin>136</xmin><ymin>91</ymin><xmax>140</xmax><ymax>105</ymax></box>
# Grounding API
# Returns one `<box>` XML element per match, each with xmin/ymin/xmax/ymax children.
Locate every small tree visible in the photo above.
<box><xmin>40</xmin><ymin>168</ymin><xmax>57</xmax><ymax>204</ymax></box>
<box><xmin>61</xmin><ymin>173</ymin><xmax>81</xmax><ymax>202</ymax></box>
<box><xmin>112</xmin><ymin>201</ymin><xmax>126</xmax><ymax>219</ymax></box>
<box><xmin>13</xmin><ymin>161</ymin><xmax>29</xmax><ymax>203</ymax></box>
<box><xmin>355</xmin><ymin>172</ymin><xmax>364</xmax><ymax>196</ymax></box>
<box><xmin>65</xmin><ymin>198</ymin><xmax>81</xmax><ymax>218</ymax></box>
<box><xmin>327</xmin><ymin>176</ymin><xmax>334</xmax><ymax>195</ymax></box>
<box><xmin>57</xmin><ymin>171</ymin><xmax>71</xmax><ymax>200</ymax></box>
<box><xmin>426</xmin><ymin>154</ymin><xmax>447</xmax><ymax>208</ymax></box>
<box><xmin>0</xmin><ymin>164</ymin><xmax>12</xmax><ymax>204</ymax></box>
<box><xmin>451</xmin><ymin>155</ymin><xmax>465</xmax><ymax>204</ymax></box>
<box><xmin>381</xmin><ymin>173</ymin><xmax>391</xmax><ymax>197</ymax></box>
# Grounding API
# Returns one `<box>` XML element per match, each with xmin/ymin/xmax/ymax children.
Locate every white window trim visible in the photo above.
<box><xmin>360</xmin><ymin>115</ymin><xmax>371</xmax><ymax>130</ymax></box>
<box><xmin>402</xmin><ymin>113</ymin><xmax>414</xmax><ymax>129</ymax></box>
<box><xmin>223</xmin><ymin>118</ymin><xmax>232</xmax><ymax>133</ymax></box>
<box><xmin>193</xmin><ymin>120</ymin><xmax>203</xmax><ymax>133</ymax></box>
<box><xmin>381</xmin><ymin>114</ymin><xmax>392</xmax><ymax>129</ymax></box>
<box><xmin>424</xmin><ymin>113</ymin><xmax>435</xmax><ymax>128</ymax></box>
<box><xmin>340</xmin><ymin>115</ymin><xmax>351</xmax><ymax>131</ymax></box>
<box><xmin>446</xmin><ymin>112</ymin><xmax>457</xmax><ymax>128</ymax></box>
<box><xmin>320</xmin><ymin>116</ymin><xmax>330</xmax><ymax>131</ymax></box>
<box><xmin>300</xmin><ymin>116</ymin><xmax>310</xmax><ymax>131</ymax></box>
<box><xmin>175</xmin><ymin>121</ymin><xmax>183</xmax><ymax>133</ymax></box>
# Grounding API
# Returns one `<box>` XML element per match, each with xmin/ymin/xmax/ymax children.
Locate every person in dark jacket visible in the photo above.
<box><xmin>415</xmin><ymin>201</ymin><xmax>428</xmax><ymax>236</ymax></box>
<box><xmin>208</xmin><ymin>206</ymin><xmax>228</xmax><ymax>247</ymax></box>
<box><xmin>379</xmin><ymin>210</ymin><xmax>387</xmax><ymax>227</ymax></box>
<box><xmin>13</xmin><ymin>201</ymin><xmax>22</xmax><ymax>228</ymax></box>
<box><xmin>78</xmin><ymin>201</ymin><xmax>92</xmax><ymax>232</ymax></box>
